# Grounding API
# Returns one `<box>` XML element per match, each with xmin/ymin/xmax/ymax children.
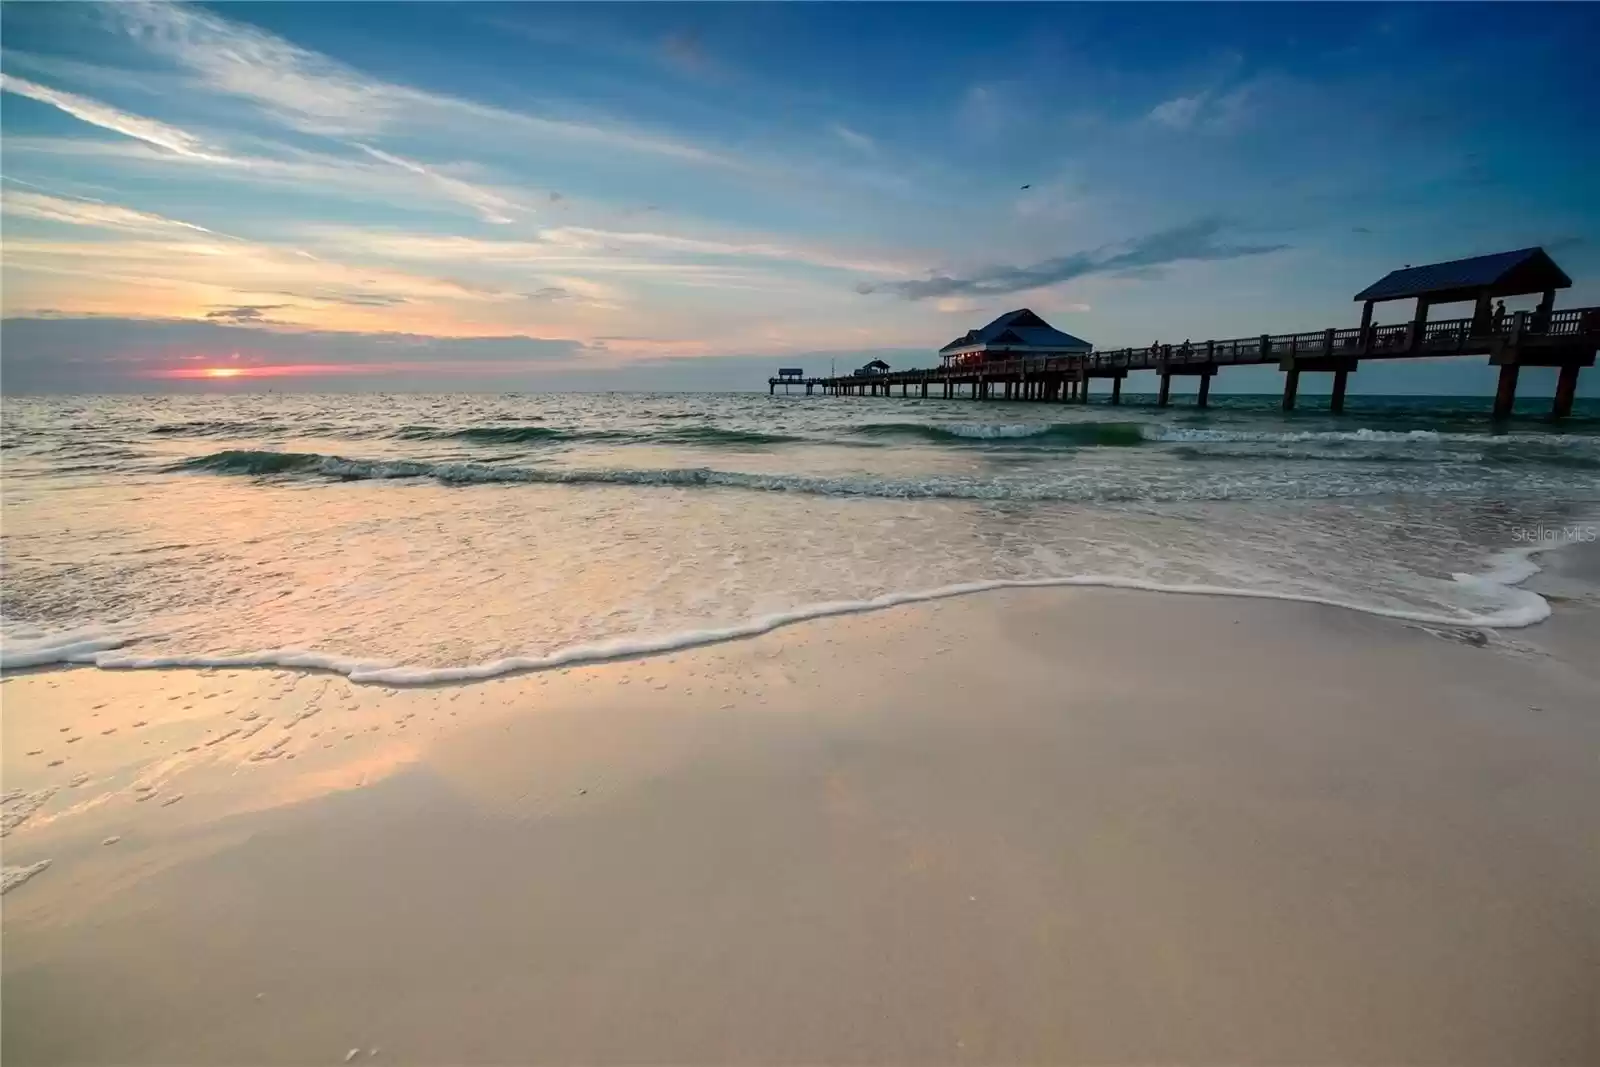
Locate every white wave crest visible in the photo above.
<box><xmin>939</xmin><ymin>423</ymin><xmax>1058</xmax><ymax>439</ymax></box>
<box><xmin>1149</xmin><ymin>427</ymin><xmax>1596</xmax><ymax>446</ymax></box>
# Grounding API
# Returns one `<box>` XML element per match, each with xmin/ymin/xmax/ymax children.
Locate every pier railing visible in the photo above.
<box><xmin>774</xmin><ymin>304</ymin><xmax>1599</xmax><ymax>418</ymax></box>
<box><xmin>802</xmin><ymin>305</ymin><xmax>1600</xmax><ymax>385</ymax></box>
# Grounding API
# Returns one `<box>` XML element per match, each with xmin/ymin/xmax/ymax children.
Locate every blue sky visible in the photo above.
<box><xmin>2</xmin><ymin>1</ymin><xmax>1597</xmax><ymax>393</ymax></box>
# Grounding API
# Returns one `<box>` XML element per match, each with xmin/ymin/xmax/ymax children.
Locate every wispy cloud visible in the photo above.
<box><xmin>538</xmin><ymin>226</ymin><xmax>915</xmax><ymax>276</ymax></box>
<box><xmin>832</xmin><ymin>123</ymin><xmax>876</xmax><ymax>153</ymax></box>
<box><xmin>2</xmin><ymin>189</ymin><xmax>538</xmax><ymax>332</ymax></box>
<box><xmin>291</xmin><ymin>222</ymin><xmax>916</xmax><ymax>282</ymax></box>
<box><xmin>1147</xmin><ymin>85</ymin><xmax>1256</xmax><ymax>133</ymax></box>
<box><xmin>0</xmin><ymin>73</ymin><xmax>223</xmax><ymax>160</ymax></box>
<box><xmin>2</xmin><ymin>135</ymin><xmax>549</xmax><ymax>226</ymax></box>
<box><xmin>858</xmin><ymin>219</ymin><xmax>1288</xmax><ymax>300</ymax></box>
<box><xmin>955</xmin><ymin>83</ymin><xmax>1010</xmax><ymax>140</ymax></box>
<box><xmin>108</xmin><ymin>1</ymin><xmax>741</xmax><ymax>166</ymax></box>
<box><xmin>2</xmin><ymin>189</ymin><xmax>220</xmax><ymax>235</ymax></box>
<box><xmin>1149</xmin><ymin>94</ymin><xmax>1204</xmax><ymax>129</ymax></box>
<box><xmin>353</xmin><ymin>144</ymin><xmax>520</xmax><ymax>224</ymax></box>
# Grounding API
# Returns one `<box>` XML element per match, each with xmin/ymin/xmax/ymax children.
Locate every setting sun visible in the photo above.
<box><xmin>202</xmin><ymin>367</ymin><xmax>244</xmax><ymax>378</ymax></box>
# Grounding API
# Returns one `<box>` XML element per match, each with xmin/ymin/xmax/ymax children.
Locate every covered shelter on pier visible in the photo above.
<box><xmin>939</xmin><ymin>309</ymin><xmax>1092</xmax><ymax>368</ymax></box>
<box><xmin>1353</xmin><ymin>247</ymin><xmax>1584</xmax><ymax>418</ymax></box>
<box><xmin>1353</xmin><ymin>246</ymin><xmax>1571</xmax><ymax>337</ymax></box>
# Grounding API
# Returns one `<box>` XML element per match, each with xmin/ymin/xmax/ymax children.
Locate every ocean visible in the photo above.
<box><xmin>3</xmin><ymin>391</ymin><xmax>1598</xmax><ymax>682</ymax></box>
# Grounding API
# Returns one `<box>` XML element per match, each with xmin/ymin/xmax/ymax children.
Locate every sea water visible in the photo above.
<box><xmin>3</xmin><ymin>392</ymin><xmax>1597</xmax><ymax>681</ymax></box>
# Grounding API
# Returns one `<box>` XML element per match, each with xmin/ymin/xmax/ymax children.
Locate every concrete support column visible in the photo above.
<box><xmin>1494</xmin><ymin>363</ymin><xmax>1520</xmax><ymax>419</ymax></box>
<box><xmin>1553</xmin><ymin>364</ymin><xmax>1579</xmax><ymax>419</ymax></box>
<box><xmin>1197</xmin><ymin>373</ymin><xmax>1211</xmax><ymax>408</ymax></box>
<box><xmin>1282</xmin><ymin>368</ymin><xmax>1300</xmax><ymax>411</ymax></box>
<box><xmin>1158</xmin><ymin>373</ymin><xmax>1172</xmax><ymax>407</ymax></box>
<box><xmin>1111</xmin><ymin>377</ymin><xmax>1122</xmax><ymax>405</ymax></box>
<box><xmin>1080</xmin><ymin>376</ymin><xmax>1091</xmax><ymax>404</ymax></box>
<box><xmin>1331</xmin><ymin>369</ymin><xmax>1350</xmax><ymax>414</ymax></box>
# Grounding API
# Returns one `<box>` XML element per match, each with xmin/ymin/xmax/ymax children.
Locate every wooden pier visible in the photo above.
<box><xmin>771</xmin><ymin>248</ymin><xmax>1598</xmax><ymax>418</ymax></box>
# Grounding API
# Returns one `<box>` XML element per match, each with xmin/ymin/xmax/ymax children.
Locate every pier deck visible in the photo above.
<box><xmin>771</xmin><ymin>306</ymin><xmax>1600</xmax><ymax>418</ymax></box>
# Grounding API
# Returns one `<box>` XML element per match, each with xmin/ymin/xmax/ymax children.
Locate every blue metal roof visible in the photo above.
<box><xmin>1353</xmin><ymin>247</ymin><xmax>1570</xmax><ymax>303</ymax></box>
<box><xmin>939</xmin><ymin>309</ymin><xmax>1091</xmax><ymax>352</ymax></box>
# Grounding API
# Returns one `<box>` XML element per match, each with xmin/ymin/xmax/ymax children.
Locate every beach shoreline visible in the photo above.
<box><xmin>5</xmin><ymin>563</ymin><xmax>1599</xmax><ymax>1066</ymax></box>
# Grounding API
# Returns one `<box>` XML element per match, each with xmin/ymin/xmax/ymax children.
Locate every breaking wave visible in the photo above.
<box><xmin>395</xmin><ymin>424</ymin><xmax>803</xmax><ymax>446</ymax></box>
<box><xmin>1149</xmin><ymin>426</ymin><xmax>1597</xmax><ymax>446</ymax></box>
<box><xmin>168</xmin><ymin>448</ymin><xmax>1590</xmax><ymax>502</ymax></box>
<box><xmin>855</xmin><ymin>421</ymin><xmax>1150</xmax><ymax>446</ymax></box>
<box><xmin>395</xmin><ymin>424</ymin><xmax>564</xmax><ymax>443</ymax></box>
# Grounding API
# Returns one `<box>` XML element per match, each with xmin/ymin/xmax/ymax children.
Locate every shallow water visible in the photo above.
<box><xmin>3</xmin><ymin>392</ymin><xmax>1598</xmax><ymax>679</ymax></box>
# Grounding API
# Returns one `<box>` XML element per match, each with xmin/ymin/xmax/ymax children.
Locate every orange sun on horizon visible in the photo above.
<box><xmin>202</xmin><ymin>367</ymin><xmax>245</xmax><ymax>378</ymax></box>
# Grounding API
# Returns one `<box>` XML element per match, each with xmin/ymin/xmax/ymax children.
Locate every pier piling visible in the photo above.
<box><xmin>1554</xmin><ymin>364</ymin><xmax>1580</xmax><ymax>418</ymax></box>
<box><xmin>1493</xmin><ymin>364</ymin><xmax>1520</xmax><ymax>419</ymax></box>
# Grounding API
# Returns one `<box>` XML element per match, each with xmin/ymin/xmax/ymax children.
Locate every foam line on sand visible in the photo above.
<box><xmin>0</xmin><ymin>547</ymin><xmax>1554</xmax><ymax>687</ymax></box>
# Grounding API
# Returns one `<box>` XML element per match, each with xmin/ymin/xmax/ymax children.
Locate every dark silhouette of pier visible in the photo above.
<box><xmin>772</xmin><ymin>248</ymin><xmax>1597</xmax><ymax>418</ymax></box>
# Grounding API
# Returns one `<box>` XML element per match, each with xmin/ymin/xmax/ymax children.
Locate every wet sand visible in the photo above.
<box><xmin>4</xmin><ymin>577</ymin><xmax>1599</xmax><ymax>1065</ymax></box>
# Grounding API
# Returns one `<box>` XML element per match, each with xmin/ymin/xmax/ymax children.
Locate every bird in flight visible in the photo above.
<box><xmin>1020</xmin><ymin>184</ymin><xmax>1031</xmax><ymax>190</ymax></box>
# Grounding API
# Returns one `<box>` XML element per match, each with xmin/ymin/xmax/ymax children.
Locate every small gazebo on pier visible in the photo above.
<box><xmin>938</xmin><ymin>310</ymin><xmax>1092</xmax><ymax>368</ymax></box>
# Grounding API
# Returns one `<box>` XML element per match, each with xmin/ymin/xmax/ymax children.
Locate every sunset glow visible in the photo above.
<box><xmin>2</xmin><ymin>1</ymin><xmax>1598</xmax><ymax>394</ymax></box>
<box><xmin>148</xmin><ymin>363</ymin><xmax>379</xmax><ymax>380</ymax></box>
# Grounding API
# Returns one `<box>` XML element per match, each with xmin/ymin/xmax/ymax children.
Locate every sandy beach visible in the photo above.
<box><xmin>4</xmin><ymin>557</ymin><xmax>1598</xmax><ymax>1067</ymax></box>
<box><xmin>6</xmin><ymin>1</ymin><xmax>1600</xmax><ymax>1061</ymax></box>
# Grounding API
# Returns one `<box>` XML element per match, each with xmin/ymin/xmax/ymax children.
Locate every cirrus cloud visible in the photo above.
<box><xmin>858</xmin><ymin>218</ymin><xmax>1288</xmax><ymax>301</ymax></box>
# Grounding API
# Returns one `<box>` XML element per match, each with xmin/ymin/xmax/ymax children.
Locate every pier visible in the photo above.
<box><xmin>771</xmin><ymin>248</ymin><xmax>1598</xmax><ymax>418</ymax></box>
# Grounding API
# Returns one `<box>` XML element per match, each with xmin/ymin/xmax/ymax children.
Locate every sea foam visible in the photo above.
<box><xmin>2</xmin><ymin>552</ymin><xmax>1554</xmax><ymax>686</ymax></box>
<box><xmin>0</xmin><ymin>627</ymin><xmax>129</xmax><ymax>669</ymax></box>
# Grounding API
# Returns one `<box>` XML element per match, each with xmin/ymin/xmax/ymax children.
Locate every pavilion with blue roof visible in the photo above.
<box><xmin>938</xmin><ymin>309</ymin><xmax>1092</xmax><ymax>368</ymax></box>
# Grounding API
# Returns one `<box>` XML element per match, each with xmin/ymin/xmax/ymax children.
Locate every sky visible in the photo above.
<box><xmin>2</xmin><ymin>1</ymin><xmax>1597</xmax><ymax>394</ymax></box>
